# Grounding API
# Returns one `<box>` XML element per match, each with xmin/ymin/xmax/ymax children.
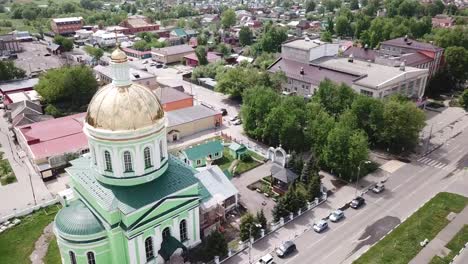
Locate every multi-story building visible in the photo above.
<box><xmin>0</xmin><ymin>34</ymin><xmax>21</xmax><ymax>54</ymax></box>
<box><xmin>51</xmin><ymin>17</ymin><xmax>84</xmax><ymax>35</ymax></box>
<box><xmin>119</xmin><ymin>15</ymin><xmax>160</xmax><ymax>34</ymax></box>
<box><xmin>151</xmin><ymin>45</ymin><xmax>194</xmax><ymax>64</ymax></box>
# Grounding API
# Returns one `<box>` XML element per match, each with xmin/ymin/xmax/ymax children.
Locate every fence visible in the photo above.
<box><xmin>211</xmin><ymin>193</ymin><xmax>327</xmax><ymax>264</ymax></box>
<box><xmin>0</xmin><ymin>197</ymin><xmax>59</xmax><ymax>224</ymax></box>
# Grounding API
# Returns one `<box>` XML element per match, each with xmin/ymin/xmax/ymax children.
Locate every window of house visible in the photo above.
<box><xmin>123</xmin><ymin>151</ymin><xmax>133</xmax><ymax>172</ymax></box>
<box><xmin>162</xmin><ymin>227</ymin><xmax>171</xmax><ymax>239</ymax></box>
<box><xmin>87</xmin><ymin>252</ymin><xmax>96</xmax><ymax>264</ymax></box>
<box><xmin>360</xmin><ymin>90</ymin><xmax>373</xmax><ymax>97</ymax></box>
<box><xmin>214</xmin><ymin>152</ymin><xmax>219</xmax><ymax>157</ymax></box>
<box><xmin>69</xmin><ymin>251</ymin><xmax>77</xmax><ymax>264</ymax></box>
<box><xmin>145</xmin><ymin>237</ymin><xmax>155</xmax><ymax>261</ymax></box>
<box><xmin>196</xmin><ymin>160</ymin><xmax>201</xmax><ymax>165</ymax></box>
<box><xmin>180</xmin><ymin>220</ymin><xmax>188</xmax><ymax>241</ymax></box>
<box><xmin>104</xmin><ymin>151</ymin><xmax>112</xmax><ymax>172</ymax></box>
<box><xmin>144</xmin><ymin>147</ymin><xmax>152</xmax><ymax>169</ymax></box>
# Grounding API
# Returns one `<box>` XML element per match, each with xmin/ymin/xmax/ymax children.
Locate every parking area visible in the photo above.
<box><xmin>14</xmin><ymin>41</ymin><xmax>66</xmax><ymax>75</ymax></box>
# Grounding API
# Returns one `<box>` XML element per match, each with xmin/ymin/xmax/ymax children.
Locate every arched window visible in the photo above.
<box><xmin>104</xmin><ymin>151</ymin><xmax>112</xmax><ymax>172</ymax></box>
<box><xmin>69</xmin><ymin>251</ymin><xmax>77</xmax><ymax>264</ymax></box>
<box><xmin>179</xmin><ymin>220</ymin><xmax>187</xmax><ymax>241</ymax></box>
<box><xmin>162</xmin><ymin>227</ymin><xmax>171</xmax><ymax>239</ymax></box>
<box><xmin>144</xmin><ymin>147</ymin><xmax>152</xmax><ymax>169</ymax></box>
<box><xmin>123</xmin><ymin>151</ymin><xmax>133</xmax><ymax>172</ymax></box>
<box><xmin>145</xmin><ymin>237</ymin><xmax>154</xmax><ymax>261</ymax></box>
<box><xmin>159</xmin><ymin>140</ymin><xmax>164</xmax><ymax>161</ymax></box>
<box><xmin>87</xmin><ymin>252</ymin><xmax>96</xmax><ymax>264</ymax></box>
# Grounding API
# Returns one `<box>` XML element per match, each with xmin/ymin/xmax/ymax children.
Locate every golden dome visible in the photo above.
<box><xmin>86</xmin><ymin>83</ymin><xmax>164</xmax><ymax>131</ymax></box>
<box><xmin>111</xmin><ymin>47</ymin><xmax>127</xmax><ymax>63</ymax></box>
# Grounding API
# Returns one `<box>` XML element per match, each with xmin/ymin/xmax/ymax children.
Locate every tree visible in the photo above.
<box><xmin>195</xmin><ymin>46</ymin><xmax>208</xmax><ymax>66</ymax></box>
<box><xmin>53</xmin><ymin>35</ymin><xmax>73</xmax><ymax>52</ymax></box>
<box><xmin>283</xmin><ymin>187</ymin><xmax>306</xmax><ymax>213</ymax></box>
<box><xmin>301</xmin><ymin>154</ymin><xmax>319</xmax><ymax>183</ymax></box>
<box><xmin>350</xmin><ymin>95</ymin><xmax>385</xmax><ymax>145</ymax></box>
<box><xmin>460</xmin><ymin>89</ymin><xmax>468</xmax><ymax>110</ymax></box>
<box><xmin>380</xmin><ymin>97</ymin><xmax>426</xmax><ymax>153</ymax></box>
<box><xmin>313</xmin><ymin>79</ymin><xmax>356</xmax><ymax>117</ymax></box>
<box><xmin>350</xmin><ymin>0</ymin><xmax>360</xmax><ymax>10</ymax></box>
<box><xmin>84</xmin><ymin>46</ymin><xmax>104</xmax><ymax>62</ymax></box>
<box><xmin>221</xmin><ymin>8</ymin><xmax>236</xmax><ymax>29</ymax></box>
<box><xmin>216</xmin><ymin>43</ymin><xmax>231</xmax><ymax>57</ymax></box>
<box><xmin>0</xmin><ymin>61</ymin><xmax>26</xmax><ymax>82</ymax></box>
<box><xmin>239</xmin><ymin>213</ymin><xmax>261</xmax><ymax>241</ymax></box>
<box><xmin>272</xmin><ymin>198</ymin><xmax>289</xmax><ymax>222</ymax></box>
<box><xmin>307</xmin><ymin>174</ymin><xmax>322</xmax><ymax>201</ymax></box>
<box><xmin>257</xmin><ymin>23</ymin><xmax>288</xmax><ymax>53</ymax></box>
<box><xmin>306</xmin><ymin>0</ymin><xmax>316</xmax><ymax>13</ymax></box>
<box><xmin>256</xmin><ymin>209</ymin><xmax>268</xmax><ymax>230</ymax></box>
<box><xmin>320</xmin><ymin>31</ymin><xmax>333</xmax><ymax>43</ymax></box>
<box><xmin>239</xmin><ymin>27</ymin><xmax>253</xmax><ymax>46</ymax></box>
<box><xmin>304</xmin><ymin>102</ymin><xmax>336</xmax><ymax>156</ymax></box>
<box><xmin>202</xmin><ymin>231</ymin><xmax>228</xmax><ymax>261</ymax></box>
<box><xmin>326</xmin><ymin>16</ymin><xmax>334</xmax><ymax>34</ymax></box>
<box><xmin>444</xmin><ymin>47</ymin><xmax>468</xmax><ymax>88</ymax></box>
<box><xmin>35</xmin><ymin>66</ymin><xmax>98</xmax><ymax>112</ymax></box>
<box><xmin>335</xmin><ymin>16</ymin><xmax>350</xmax><ymax>37</ymax></box>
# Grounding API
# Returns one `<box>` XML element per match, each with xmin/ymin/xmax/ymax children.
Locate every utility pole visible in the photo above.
<box><xmin>355</xmin><ymin>160</ymin><xmax>371</xmax><ymax>197</ymax></box>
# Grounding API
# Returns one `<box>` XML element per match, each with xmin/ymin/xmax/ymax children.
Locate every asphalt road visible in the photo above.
<box><xmin>249</xmin><ymin>129</ymin><xmax>468</xmax><ymax>264</ymax></box>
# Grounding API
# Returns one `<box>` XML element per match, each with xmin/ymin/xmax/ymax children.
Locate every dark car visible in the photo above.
<box><xmin>220</xmin><ymin>108</ymin><xmax>228</xmax><ymax>116</ymax></box>
<box><xmin>276</xmin><ymin>241</ymin><xmax>296</xmax><ymax>258</ymax></box>
<box><xmin>350</xmin><ymin>196</ymin><xmax>365</xmax><ymax>209</ymax></box>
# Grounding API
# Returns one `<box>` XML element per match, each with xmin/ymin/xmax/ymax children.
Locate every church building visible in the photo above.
<box><xmin>53</xmin><ymin>47</ymin><xmax>205</xmax><ymax>264</ymax></box>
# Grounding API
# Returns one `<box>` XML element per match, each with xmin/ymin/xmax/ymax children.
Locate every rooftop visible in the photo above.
<box><xmin>282</xmin><ymin>38</ymin><xmax>322</xmax><ymax>51</ymax></box>
<box><xmin>55</xmin><ymin>200</ymin><xmax>106</xmax><ymax>237</ymax></box>
<box><xmin>195</xmin><ymin>166</ymin><xmax>238</xmax><ymax>209</ymax></box>
<box><xmin>124</xmin><ymin>15</ymin><xmax>157</xmax><ymax>28</ymax></box>
<box><xmin>183</xmin><ymin>52</ymin><xmax>222</xmax><ymax>63</ymax></box>
<box><xmin>17</xmin><ymin>113</ymin><xmax>87</xmax><ymax>160</ymax></box>
<box><xmin>381</xmin><ymin>37</ymin><xmax>443</xmax><ymax>52</ymax></box>
<box><xmin>183</xmin><ymin>140</ymin><xmax>224</xmax><ymax>161</ymax></box>
<box><xmin>67</xmin><ymin>155</ymin><xmax>202</xmax><ymax>215</ymax></box>
<box><xmin>7</xmin><ymin>90</ymin><xmax>40</xmax><ymax>104</ymax></box>
<box><xmin>153</xmin><ymin>87</ymin><xmax>192</xmax><ymax>105</ymax></box>
<box><xmin>52</xmin><ymin>17</ymin><xmax>83</xmax><ymax>23</ymax></box>
<box><xmin>0</xmin><ymin>78</ymin><xmax>39</xmax><ymax>93</ymax></box>
<box><xmin>94</xmin><ymin>65</ymin><xmax>155</xmax><ymax>81</ymax></box>
<box><xmin>166</xmin><ymin>105</ymin><xmax>219</xmax><ymax>127</ymax></box>
<box><xmin>151</xmin><ymin>44</ymin><xmax>194</xmax><ymax>56</ymax></box>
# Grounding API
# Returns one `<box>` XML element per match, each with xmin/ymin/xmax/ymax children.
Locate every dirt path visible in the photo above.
<box><xmin>30</xmin><ymin>222</ymin><xmax>54</xmax><ymax>264</ymax></box>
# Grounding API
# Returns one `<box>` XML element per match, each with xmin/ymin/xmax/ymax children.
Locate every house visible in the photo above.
<box><xmin>0</xmin><ymin>78</ymin><xmax>38</xmax><ymax>100</ymax></box>
<box><xmin>46</xmin><ymin>43</ymin><xmax>63</xmax><ymax>55</ymax></box>
<box><xmin>0</xmin><ymin>34</ymin><xmax>21</xmax><ymax>54</ymax></box>
<box><xmin>121</xmin><ymin>47</ymin><xmax>152</xmax><ymax>59</ymax></box>
<box><xmin>201</xmin><ymin>14</ymin><xmax>220</xmax><ymax>25</ymax></box>
<box><xmin>196</xmin><ymin>165</ymin><xmax>239</xmax><ymax>236</ymax></box>
<box><xmin>153</xmin><ymin>87</ymin><xmax>194</xmax><ymax>112</ymax></box>
<box><xmin>184</xmin><ymin>29</ymin><xmax>198</xmax><ymax>39</ymax></box>
<box><xmin>4</xmin><ymin>90</ymin><xmax>41</xmax><ymax>107</ymax></box>
<box><xmin>119</xmin><ymin>15</ymin><xmax>160</xmax><ymax>34</ymax></box>
<box><xmin>51</xmin><ymin>17</ymin><xmax>84</xmax><ymax>35</ymax></box>
<box><xmin>379</xmin><ymin>36</ymin><xmax>444</xmax><ymax>78</ymax></box>
<box><xmin>166</xmin><ymin>105</ymin><xmax>222</xmax><ymax>142</ymax></box>
<box><xmin>151</xmin><ymin>44</ymin><xmax>194</xmax><ymax>64</ymax></box>
<box><xmin>94</xmin><ymin>65</ymin><xmax>158</xmax><ymax>89</ymax></box>
<box><xmin>228</xmin><ymin>142</ymin><xmax>247</xmax><ymax>159</ymax></box>
<box><xmin>12</xmin><ymin>31</ymin><xmax>33</xmax><ymax>42</ymax></box>
<box><xmin>184</xmin><ymin>52</ymin><xmax>222</xmax><ymax>67</ymax></box>
<box><xmin>179</xmin><ymin>140</ymin><xmax>224</xmax><ymax>168</ymax></box>
<box><xmin>9</xmin><ymin>100</ymin><xmax>52</xmax><ymax>127</ymax></box>
<box><xmin>91</xmin><ymin>30</ymin><xmax>128</xmax><ymax>47</ymax></box>
<box><xmin>432</xmin><ymin>15</ymin><xmax>455</xmax><ymax>28</ymax></box>
<box><xmin>15</xmin><ymin>113</ymin><xmax>89</xmax><ymax>179</ymax></box>
<box><xmin>170</xmin><ymin>28</ymin><xmax>188</xmax><ymax>39</ymax></box>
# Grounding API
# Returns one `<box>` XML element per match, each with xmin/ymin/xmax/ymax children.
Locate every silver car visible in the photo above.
<box><xmin>372</xmin><ymin>183</ymin><xmax>385</xmax><ymax>193</ymax></box>
<box><xmin>313</xmin><ymin>220</ymin><xmax>328</xmax><ymax>233</ymax></box>
<box><xmin>329</xmin><ymin>209</ymin><xmax>344</xmax><ymax>222</ymax></box>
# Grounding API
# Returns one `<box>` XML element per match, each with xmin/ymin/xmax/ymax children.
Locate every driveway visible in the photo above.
<box><xmin>231</xmin><ymin>162</ymin><xmax>275</xmax><ymax>220</ymax></box>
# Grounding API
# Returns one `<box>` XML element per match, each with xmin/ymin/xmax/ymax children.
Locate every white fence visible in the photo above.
<box><xmin>0</xmin><ymin>197</ymin><xmax>59</xmax><ymax>224</ymax></box>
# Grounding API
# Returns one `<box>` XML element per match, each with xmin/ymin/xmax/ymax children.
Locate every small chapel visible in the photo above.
<box><xmin>53</xmin><ymin>47</ymin><xmax>205</xmax><ymax>264</ymax></box>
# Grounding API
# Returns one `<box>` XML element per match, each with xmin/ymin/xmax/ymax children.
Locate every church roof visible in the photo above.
<box><xmin>67</xmin><ymin>155</ymin><xmax>203</xmax><ymax>214</ymax></box>
<box><xmin>55</xmin><ymin>200</ymin><xmax>106</xmax><ymax>237</ymax></box>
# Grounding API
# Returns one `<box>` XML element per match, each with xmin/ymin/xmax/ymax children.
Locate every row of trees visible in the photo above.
<box><xmin>132</xmin><ymin>32</ymin><xmax>167</xmax><ymax>51</ymax></box>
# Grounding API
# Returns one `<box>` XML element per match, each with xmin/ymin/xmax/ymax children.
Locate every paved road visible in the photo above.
<box><xmin>226</xmin><ymin>128</ymin><xmax>468</xmax><ymax>264</ymax></box>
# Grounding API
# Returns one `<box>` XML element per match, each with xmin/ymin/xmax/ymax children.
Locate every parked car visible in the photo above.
<box><xmin>233</xmin><ymin>119</ymin><xmax>242</xmax><ymax>125</ymax></box>
<box><xmin>150</xmin><ymin>62</ymin><xmax>156</xmax><ymax>66</ymax></box>
<box><xmin>156</xmin><ymin>63</ymin><xmax>163</xmax><ymax>68</ymax></box>
<box><xmin>313</xmin><ymin>220</ymin><xmax>328</xmax><ymax>233</ymax></box>
<box><xmin>220</xmin><ymin>108</ymin><xmax>228</xmax><ymax>116</ymax></box>
<box><xmin>256</xmin><ymin>253</ymin><xmax>274</xmax><ymax>264</ymax></box>
<box><xmin>350</xmin><ymin>196</ymin><xmax>365</xmax><ymax>209</ymax></box>
<box><xmin>229</xmin><ymin>115</ymin><xmax>238</xmax><ymax>121</ymax></box>
<box><xmin>371</xmin><ymin>183</ymin><xmax>385</xmax><ymax>193</ymax></box>
<box><xmin>329</xmin><ymin>209</ymin><xmax>344</xmax><ymax>222</ymax></box>
<box><xmin>276</xmin><ymin>241</ymin><xmax>296</xmax><ymax>258</ymax></box>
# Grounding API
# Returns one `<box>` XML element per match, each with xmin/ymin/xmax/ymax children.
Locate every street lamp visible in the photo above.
<box><xmin>248</xmin><ymin>222</ymin><xmax>262</xmax><ymax>264</ymax></box>
<box><xmin>355</xmin><ymin>160</ymin><xmax>371</xmax><ymax>197</ymax></box>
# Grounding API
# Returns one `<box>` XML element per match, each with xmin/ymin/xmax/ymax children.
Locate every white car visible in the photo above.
<box><xmin>313</xmin><ymin>220</ymin><xmax>328</xmax><ymax>233</ymax></box>
<box><xmin>372</xmin><ymin>183</ymin><xmax>385</xmax><ymax>193</ymax></box>
<box><xmin>329</xmin><ymin>209</ymin><xmax>344</xmax><ymax>222</ymax></box>
<box><xmin>256</xmin><ymin>253</ymin><xmax>274</xmax><ymax>264</ymax></box>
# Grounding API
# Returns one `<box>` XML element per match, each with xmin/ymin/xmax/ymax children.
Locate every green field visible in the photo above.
<box><xmin>430</xmin><ymin>225</ymin><xmax>468</xmax><ymax>264</ymax></box>
<box><xmin>213</xmin><ymin>148</ymin><xmax>261</xmax><ymax>175</ymax></box>
<box><xmin>354</xmin><ymin>192</ymin><xmax>468</xmax><ymax>264</ymax></box>
<box><xmin>44</xmin><ymin>237</ymin><xmax>61</xmax><ymax>264</ymax></box>
<box><xmin>0</xmin><ymin>205</ymin><xmax>60</xmax><ymax>264</ymax></box>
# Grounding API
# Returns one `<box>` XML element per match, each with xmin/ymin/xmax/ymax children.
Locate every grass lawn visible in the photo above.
<box><xmin>0</xmin><ymin>152</ymin><xmax>17</xmax><ymax>186</ymax></box>
<box><xmin>214</xmin><ymin>149</ymin><xmax>235</xmax><ymax>172</ymax></box>
<box><xmin>234</xmin><ymin>150</ymin><xmax>261</xmax><ymax>174</ymax></box>
<box><xmin>213</xmin><ymin>148</ymin><xmax>261</xmax><ymax>175</ymax></box>
<box><xmin>44</xmin><ymin>236</ymin><xmax>61</xmax><ymax>264</ymax></box>
<box><xmin>430</xmin><ymin>225</ymin><xmax>468</xmax><ymax>264</ymax></box>
<box><xmin>354</xmin><ymin>192</ymin><xmax>468</xmax><ymax>264</ymax></box>
<box><xmin>0</xmin><ymin>205</ymin><xmax>60</xmax><ymax>264</ymax></box>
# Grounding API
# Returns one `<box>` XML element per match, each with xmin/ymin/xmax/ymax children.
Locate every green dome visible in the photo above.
<box><xmin>55</xmin><ymin>200</ymin><xmax>106</xmax><ymax>237</ymax></box>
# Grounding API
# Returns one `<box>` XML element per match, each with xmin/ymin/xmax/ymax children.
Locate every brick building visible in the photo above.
<box><xmin>51</xmin><ymin>17</ymin><xmax>84</xmax><ymax>35</ymax></box>
<box><xmin>119</xmin><ymin>15</ymin><xmax>159</xmax><ymax>34</ymax></box>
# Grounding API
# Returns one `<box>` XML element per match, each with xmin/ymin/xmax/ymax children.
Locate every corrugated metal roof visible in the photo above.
<box><xmin>55</xmin><ymin>200</ymin><xmax>106</xmax><ymax>237</ymax></box>
<box><xmin>166</xmin><ymin>105</ymin><xmax>219</xmax><ymax>127</ymax></box>
<box><xmin>183</xmin><ymin>140</ymin><xmax>223</xmax><ymax>161</ymax></box>
<box><xmin>195</xmin><ymin>166</ymin><xmax>238</xmax><ymax>207</ymax></box>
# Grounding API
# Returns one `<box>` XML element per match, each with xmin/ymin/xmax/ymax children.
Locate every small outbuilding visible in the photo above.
<box><xmin>179</xmin><ymin>140</ymin><xmax>224</xmax><ymax>168</ymax></box>
<box><xmin>228</xmin><ymin>142</ymin><xmax>247</xmax><ymax>159</ymax></box>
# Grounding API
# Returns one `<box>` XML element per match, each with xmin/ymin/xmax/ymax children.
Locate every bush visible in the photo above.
<box><xmin>240</xmin><ymin>153</ymin><xmax>252</xmax><ymax>162</ymax></box>
<box><xmin>200</xmin><ymin>231</ymin><xmax>228</xmax><ymax>261</ymax></box>
<box><xmin>44</xmin><ymin>104</ymin><xmax>62</xmax><ymax>117</ymax></box>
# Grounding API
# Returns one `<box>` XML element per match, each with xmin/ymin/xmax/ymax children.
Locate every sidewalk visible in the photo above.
<box><xmin>409</xmin><ymin>206</ymin><xmax>468</xmax><ymax>264</ymax></box>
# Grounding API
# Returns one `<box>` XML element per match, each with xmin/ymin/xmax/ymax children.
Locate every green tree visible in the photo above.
<box><xmin>380</xmin><ymin>97</ymin><xmax>426</xmax><ymax>153</ymax></box>
<box><xmin>35</xmin><ymin>66</ymin><xmax>98</xmax><ymax>112</ymax></box>
<box><xmin>272</xmin><ymin>198</ymin><xmax>289</xmax><ymax>222</ymax></box>
<box><xmin>320</xmin><ymin>31</ymin><xmax>333</xmax><ymax>42</ymax></box>
<box><xmin>304</xmin><ymin>102</ymin><xmax>336</xmax><ymax>156</ymax></box>
<box><xmin>84</xmin><ymin>46</ymin><xmax>104</xmax><ymax>62</ymax></box>
<box><xmin>239</xmin><ymin>213</ymin><xmax>261</xmax><ymax>241</ymax></box>
<box><xmin>313</xmin><ymin>79</ymin><xmax>356</xmax><ymax>117</ymax></box>
<box><xmin>350</xmin><ymin>95</ymin><xmax>385</xmax><ymax>145</ymax></box>
<box><xmin>53</xmin><ymin>35</ymin><xmax>73</xmax><ymax>52</ymax></box>
<box><xmin>306</xmin><ymin>0</ymin><xmax>316</xmax><ymax>12</ymax></box>
<box><xmin>444</xmin><ymin>47</ymin><xmax>468</xmax><ymax>88</ymax></box>
<box><xmin>216</xmin><ymin>43</ymin><xmax>231</xmax><ymax>57</ymax></box>
<box><xmin>301</xmin><ymin>155</ymin><xmax>319</xmax><ymax>183</ymax></box>
<box><xmin>239</xmin><ymin>26</ymin><xmax>253</xmax><ymax>46</ymax></box>
<box><xmin>350</xmin><ymin>0</ymin><xmax>360</xmax><ymax>10</ymax></box>
<box><xmin>326</xmin><ymin>16</ymin><xmax>334</xmax><ymax>34</ymax></box>
<box><xmin>307</xmin><ymin>174</ymin><xmax>322</xmax><ymax>201</ymax></box>
<box><xmin>202</xmin><ymin>231</ymin><xmax>228</xmax><ymax>261</ymax></box>
<box><xmin>460</xmin><ymin>89</ymin><xmax>468</xmax><ymax>110</ymax></box>
<box><xmin>195</xmin><ymin>46</ymin><xmax>208</xmax><ymax>66</ymax></box>
<box><xmin>256</xmin><ymin>209</ymin><xmax>268</xmax><ymax>230</ymax></box>
<box><xmin>335</xmin><ymin>16</ymin><xmax>350</xmax><ymax>37</ymax></box>
<box><xmin>257</xmin><ymin>24</ymin><xmax>288</xmax><ymax>53</ymax></box>
<box><xmin>44</xmin><ymin>104</ymin><xmax>62</xmax><ymax>117</ymax></box>
<box><xmin>221</xmin><ymin>8</ymin><xmax>236</xmax><ymax>29</ymax></box>
<box><xmin>0</xmin><ymin>61</ymin><xmax>26</xmax><ymax>81</ymax></box>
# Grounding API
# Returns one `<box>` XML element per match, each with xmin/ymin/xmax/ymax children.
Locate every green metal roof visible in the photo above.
<box><xmin>229</xmin><ymin>142</ymin><xmax>246</xmax><ymax>152</ymax></box>
<box><xmin>55</xmin><ymin>200</ymin><xmax>106</xmax><ymax>237</ymax></box>
<box><xmin>158</xmin><ymin>236</ymin><xmax>187</xmax><ymax>261</ymax></box>
<box><xmin>183</xmin><ymin>140</ymin><xmax>223</xmax><ymax>162</ymax></box>
<box><xmin>172</xmin><ymin>28</ymin><xmax>187</xmax><ymax>37</ymax></box>
<box><xmin>67</xmin><ymin>155</ymin><xmax>202</xmax><ymax>214</ymax></box>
